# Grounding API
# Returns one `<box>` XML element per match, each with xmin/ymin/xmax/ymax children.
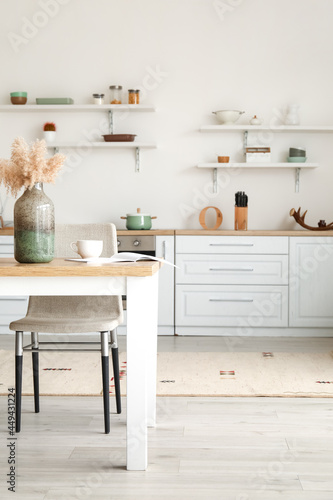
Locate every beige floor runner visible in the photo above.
<box><xmin>1</xmin><ymin>350</ymin><xmax>333</xmax><ymax>397</ymax></box>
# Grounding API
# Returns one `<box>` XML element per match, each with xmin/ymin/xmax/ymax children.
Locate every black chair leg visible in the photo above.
<box><xmin>31</xmin><ymin>332</ymin><xmax>39</xmax><ymax>413</ymax></box>
<box><xmin>112</xmin><ymin>346</ymin><xmax>121</xmax><ymax>414</ymax></box>
<box><xmin>101</xmin><ymin>331</ymin><xmax>110</xmax><ymax>434</ymax></box>
<box><xmin>15</xmin><ymin>331</ymin><xmax>23</xmax><ymax>433</ymax></box>
<box><xmin>111</xmin><ymin>329</ymin><xmax>121</xmax><ymax>414</ymax></box>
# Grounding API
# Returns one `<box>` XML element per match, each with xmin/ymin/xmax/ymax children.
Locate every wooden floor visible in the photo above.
<box><xmin>1</xmin><ymin>335</ymin><xmax>333</xmax><ymax>499</ymax></box>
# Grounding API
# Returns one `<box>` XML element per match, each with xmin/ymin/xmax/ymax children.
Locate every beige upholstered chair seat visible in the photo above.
<box><xmin>10</xmin><ymin>296</ymin><xmax>123</xmax><ymax>334</ymax></box>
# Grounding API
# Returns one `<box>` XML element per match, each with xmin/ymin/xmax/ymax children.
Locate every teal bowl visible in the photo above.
<box><xmin>287</xmin><ymin>156</ymin><xmax>307</xmax><ymax>163</ymax></box>
<box><xmin>10</xmin><ymin>92</ymin><xmax>27</xmax><ymax>105</ymax></box>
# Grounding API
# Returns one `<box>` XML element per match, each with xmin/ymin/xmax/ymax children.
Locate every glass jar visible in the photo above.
<box><xmin>14</xmin><ymin>183</ymin><xmax>54</xmax><ymax>263</ymax></box>
<box><xmin>92</xmin><ymin>93</ymin><xmax>104</xmax><ymax>105</ymax></box>
<box><xmin>109</xmin><ymin>85</ymin><xmax>122</xmax><ymax>104</ymax></box>
<box><xmin>128</xmin><ymin>89</ymin><xmax>140</xmax><ymax>104</ymax></box>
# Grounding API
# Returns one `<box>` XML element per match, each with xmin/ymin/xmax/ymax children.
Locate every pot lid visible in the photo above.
<box><xmin>126</xmin><ymin>213</ymin><xmax>151</xmax><ymax>217</ymax></box>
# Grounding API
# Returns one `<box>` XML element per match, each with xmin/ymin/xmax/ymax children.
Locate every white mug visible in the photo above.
<box><xmin>70</xmin><ymin>240</ymin><xmax>103</xmax><ymax>259</ymax></box>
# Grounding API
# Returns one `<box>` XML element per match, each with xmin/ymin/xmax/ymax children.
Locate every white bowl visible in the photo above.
<box><xmin>212</xmin><ymin>110</ymin><xmax>245</xmax><ymax>125</ymax></box>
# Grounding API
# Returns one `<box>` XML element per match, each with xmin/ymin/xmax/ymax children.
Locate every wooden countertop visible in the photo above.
<box><xmin>117</xmin><ymin>230</ymin><xmax>174</xmax><ymax>235</ymax></box>
<box><xmin>175</xmin><ymin>230</ymin><xmax>333</xmax><ymax>236</ymax></box>
<box><xmin>2</xmin><ymin>228</ymin><xmax>333</xmax><ymax>237</ymax></box>
<box><xmin>0</xmin><ymin>229</ymin><xmax>175</xmax><ymax>236</ymax></box>
<box><xmin>0</xmin><ymin>258</ymin><xmax>161</xmax><ymax>277</ymax></box>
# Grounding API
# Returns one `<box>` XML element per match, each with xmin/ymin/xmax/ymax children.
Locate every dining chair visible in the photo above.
<box><xmin>10</xmin><ymin>223</ymin><xmax>123</xmax><ymax>434</ymax></box>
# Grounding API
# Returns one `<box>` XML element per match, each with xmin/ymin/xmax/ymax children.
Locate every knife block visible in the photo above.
<box><xmin>234</xmin><ymin>206</ymin><xmax>248</xmax><ymax>231</ymax></box>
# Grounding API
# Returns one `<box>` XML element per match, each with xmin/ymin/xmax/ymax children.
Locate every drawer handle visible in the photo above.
<box><xmin>209</xmin><ymin>243</ymin><xmax>254</xmax><ymax>247</ymax></box>
<box><xmin>209</xmin><ymin>267</ymin><xmax>254</xmax><ymax>272</ymax></box>
<box><xmin>209</xmin><ymin>298</ymin><xmax>254</xmax><ymax>302</ymax></box>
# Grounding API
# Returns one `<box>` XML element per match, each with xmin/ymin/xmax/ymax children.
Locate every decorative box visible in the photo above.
<box><xmin>246</xmin><ymin>146</ymin><xmax>271</xmax><ymax>163</ymax></box>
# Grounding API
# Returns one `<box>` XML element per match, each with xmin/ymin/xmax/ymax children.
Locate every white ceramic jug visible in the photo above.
<box><xmin>285</xmin><ymin>105</ymin><xmax>300</xmax><ymax>125</ymax></box>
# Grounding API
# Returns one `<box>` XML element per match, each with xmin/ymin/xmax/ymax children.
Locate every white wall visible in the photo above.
<box><xmin>1</xmin><ymin>0</ymin><xmax>333</xmax><ymax>230</ymax></box>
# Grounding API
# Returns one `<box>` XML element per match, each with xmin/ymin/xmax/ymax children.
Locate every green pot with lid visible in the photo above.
<box><xmin>121</xmin><ymin>208</ymin><xmax>157</xmax><ymax>230</ymax></box>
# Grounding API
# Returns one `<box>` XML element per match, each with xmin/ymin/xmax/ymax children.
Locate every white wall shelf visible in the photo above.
<box><xmin>49</xmin><ymin>142</ymin><xmax>157</xmax><ymax>173</ymax></box>
<box><xmin>197</xmin><ymin>163</ymin><xmax>319</xmax><ymax>194</ymax></box>
<box><xmin>200</xmin><ymin>125</ymin><xmax>333</xmax><ymax>132</ymax></box>
<box><xmin>197</xmin><ymin>162</ymin><xmax>319</xmax><ymax>168</ymax></box>
<box><xmin>198</xmin><ymin>124</ymin><xmax>332</xmax><ymax>193</ymax></box>
<box><xmin>0</xmin><ymin>104</ymin><xmax>156</xmax><ymax>112</ymax></box>
<box><xmin>0</xmin><ymin>104</ymin><xmax>157</xmax><ymax>173</ymax></box>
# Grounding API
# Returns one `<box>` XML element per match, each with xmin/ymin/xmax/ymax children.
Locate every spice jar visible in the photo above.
<box><xmin>128</xmin><ymin>89</ymin><xmax>140</xmax><ymax>105</ymax></box>
<box><xmin>109</xmin><ymin>85</ymin><xmax>122</xmax><ymax>104</ymax></box>
<box><xmin>92</xmin><ymin>93</ymin><xmax>104</xmax><ymax>105</ymax></box>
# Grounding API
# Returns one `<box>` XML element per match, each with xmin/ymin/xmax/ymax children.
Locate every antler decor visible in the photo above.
<box><xmin>290</xmin><ymin>207</ymin><xmax>333</xmax><ymax>231</ymax></box>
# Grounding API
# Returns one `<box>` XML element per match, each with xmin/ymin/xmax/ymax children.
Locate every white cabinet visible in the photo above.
<box><xmin>0</xmin><ymin>236</ymin><xmax>28</xmax><ymax>334</ymax></box>
<box><xmin>175</xmin><ymin>235</ymin><xmax>289</xmax><ymax>334</ymax></box>
<box><xmin>176</xmin><ymin>235</ymin><xmax>288</xmax><ymax>255</ymax></box>
<box><xmin>176</xmin><ymin>285</ymin><xmax>288</xmax><ymax>328</ymax></box>
<box><xmin>156</xmin><ymin>235</ymin><xmax>175</xmax><ymax>334</ymax></box>
<box><xmin>176</xmin><ymin>254</ymin><xmax>288</xmax><ymax>286</ymax></box>
<box><xmin>289</xmin><ymin>237</ymin><xmax>333</xmax><ymax>327</ymax></box>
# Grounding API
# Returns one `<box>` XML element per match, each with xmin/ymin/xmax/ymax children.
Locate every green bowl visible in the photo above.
<box><xmin>10</xmin><ymin>92</ymin><xmax>27</xmax><ymax>97</ymax></box>
<box><xmin>287</xmin><ymin>156</ymin><xmax>307</xmax><ymax>163</ymax></box>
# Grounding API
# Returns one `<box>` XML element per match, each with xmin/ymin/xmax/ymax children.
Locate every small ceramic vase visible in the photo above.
<box><xmin>43</xmin><ymin>131</ymin><xmax>57</xmax><ymax>143</ymax></box>
<box><xmin>249</xmin><ymin>115</ymin><xmax>262</xmax><ymax>125</ymax></box>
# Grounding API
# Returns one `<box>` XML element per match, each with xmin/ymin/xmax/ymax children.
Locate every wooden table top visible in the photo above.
<box><xmin>0</xmin><ymin>258</ymin><xmax>161</xmax><ymax>277</ymax></box>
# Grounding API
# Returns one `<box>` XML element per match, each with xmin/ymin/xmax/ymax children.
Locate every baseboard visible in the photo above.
<box><xmin>175</xmin><ymin>326</ymin><xmax>333</xmax><ymax>337</ymax></box>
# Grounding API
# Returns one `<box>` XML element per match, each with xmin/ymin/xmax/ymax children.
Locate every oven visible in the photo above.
<box><xmin>116</xmin><ymin>234</ymin><xmax>175</xmax><ymax>335</ymax></box>
<box><xmin>117</xmin><ymin>235</ymin><xmax>156</xmax><ymax>311</ymax></box>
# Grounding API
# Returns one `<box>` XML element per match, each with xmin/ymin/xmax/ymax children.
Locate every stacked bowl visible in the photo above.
<box><xmin>287</xmin><ymin>147</ymin><xmax>306</xmax><ymax>163</ymax></box>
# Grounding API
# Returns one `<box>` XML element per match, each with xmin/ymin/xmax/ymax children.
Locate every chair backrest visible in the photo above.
<box><xmin>55</xmin><ymin>223</ymin><xmax>117</xmax><ymax>258</ymax></box>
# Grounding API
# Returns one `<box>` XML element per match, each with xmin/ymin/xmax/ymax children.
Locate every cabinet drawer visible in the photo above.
<box><xmin>0</xmin><ymin>297</ymin><xmax>28</xmax><ymax>315</ymax></box>
<box><xmin>176</xmin><ymin>236</ymin><xmax>288</xmax><ymax>255</ymax></box>
<box><xmin>176</xmin><ymin>254</ymin><xmax>288</xmax><ymax>285</ymax></box>
<box><xmin>0</xmin><ymin>236</ymin><xmax>14</xmax><ymax>256</ymax></box>
<box><xmin>176</xmin><ymin>285</ymin><xmax>288</xmax><ymax>327</ymax></box>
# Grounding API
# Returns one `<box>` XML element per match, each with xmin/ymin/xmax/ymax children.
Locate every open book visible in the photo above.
<box><xmin>66</xmin><ymin>252</ymin><xmax>177</xmax><ymax>268</ymax></box>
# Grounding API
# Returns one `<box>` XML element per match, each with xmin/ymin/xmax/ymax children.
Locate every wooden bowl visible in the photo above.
<box><xmin>218</xmin><ymin>156</ymin><xmax>230</xmax><ymax>163</ymax></box>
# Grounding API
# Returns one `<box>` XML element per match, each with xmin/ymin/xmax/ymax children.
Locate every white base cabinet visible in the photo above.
<box><xmin>0</xmin><ymin>236</ymin><xmax>28</xmax><ymax>333</ymax></box>
<box><xmin>175</xmin><ymin>235</ymin><xmax>289</xmax><ymax>335</ymax></box>
<box><xmin>289</xmin><ymin>236</ymin><xmax>333</xmax><ymax>327</ymax></box>
<box><xmin>176</xmin><ymin>234</ymin><xmax>333</xmax><ymax>336</ymax></box>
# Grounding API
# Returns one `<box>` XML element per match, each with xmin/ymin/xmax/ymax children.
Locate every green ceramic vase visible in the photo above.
<box><xmin>14</xmin><ymin>183</ymin><xmax>55</xmax><ymax>263</ymax></box>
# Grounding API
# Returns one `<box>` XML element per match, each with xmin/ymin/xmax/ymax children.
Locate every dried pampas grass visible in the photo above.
<box><xmin>0</xmin><ymin>137</ymin><xmax>66</xmax><ymax>197</ymax></box>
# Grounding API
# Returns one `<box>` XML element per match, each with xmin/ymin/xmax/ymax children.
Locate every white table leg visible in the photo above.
<box><xmin>126</xmin><ymin>273</ymin><xmax>159</xmax><ymax>471</ymax></box>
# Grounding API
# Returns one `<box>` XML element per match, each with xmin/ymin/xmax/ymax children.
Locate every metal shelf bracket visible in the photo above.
<box><xmin>213</xmin><ymin>168</ymin><xmax>217</xmax><ymax>193</ymax></box>
<box><xmin>108</xmin><ymin>110</ymin><xmax>114</xmax><ymax>134</ymax></box>
<box><xmin>243</xmin><ymin>130</ymin><xmax>248</xmax><ymax>155</ymax></box>
<box><xmin>135</xmin><ymin>147</ymin><xmax>140</xmax><ymax>173</ymax></box>
<box><xmin>295</xmin><ymin>167</ymin><xmax>300</xmax><ymax>193</ymax></box>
